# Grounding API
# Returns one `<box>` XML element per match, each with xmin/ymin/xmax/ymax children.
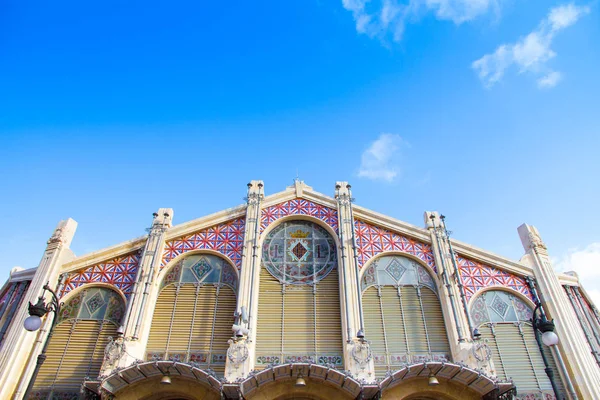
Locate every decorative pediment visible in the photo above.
<box><xmin>260</xmin><ymin>198</ymin><xmax>338</xmax><ymax>234</ymax></box>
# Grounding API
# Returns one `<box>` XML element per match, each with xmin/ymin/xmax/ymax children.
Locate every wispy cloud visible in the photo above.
<box><xmin>358</xmin><ymin>133</ymin><xmax>405</xmax><ymax>182</ymax></box>
<box><xmin>472</xmin><ymin>3</ymin><xmax>590</xmax><ymax>88</ymax></box>
<box><xmin>342</xmin><ymin>0</ymin><xmax>499</xmax><ymax>43</ymax></box>
<box><xmin>555</xmin><ymin>242</ymin><xmax>600</xmax><ymax>307</ymax></box>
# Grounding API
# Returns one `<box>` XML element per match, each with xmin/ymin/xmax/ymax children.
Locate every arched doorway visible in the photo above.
<box><xmin>32</xmin><ymin>286</ymin><xmax>125</xmax><ymax>399</ymax></box>
<box><xmin>361</xmin><ymin>255</ymin><xmax>451</xmax><ymax>377</ymax></box>
<box><xmin>146</xmin><ymin>253</ymin><xmax>237</xmax><ymax>377</ymax></box>
<box><xmin>255</xmin><ymin>220</ymin><xmax>343</xmax><ymax>369</ymax></box>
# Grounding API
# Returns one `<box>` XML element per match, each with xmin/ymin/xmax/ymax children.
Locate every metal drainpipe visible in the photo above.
<box><xmin>246</xmin><ymin>182</ymin><xmax>263</xmax><ymax>338</ymax></box>
<box><xmin>346</xmin><ymin>184</ymin><xmax>364</xmax><ymax>335</ymax></box>
<box><xmin>0</xmin><ymin>282</ymin><xmax>28</xmax><ymax>344</ymax></box>
<box><xmin>336</xmin><ymin>185</ymin><xmax>353</xmax><ymax>341</ymax></box>
<box><xmin>527</xmin><ymin>277</ymin><xmax>578</xmax><ymax>400</ymax></box>
<box><xmin>430</xmin><ymin>215</ymin><xmax>464</xmax><ymax>342</ymax></box>
<box><xmin>440</xmin><ymin>216</ymin><xmax>475</xmax><ymax>339</ymax></box>
<box><xmin>133</xmin><ymin>216</ymin><xmax>168</xmax><ymax>340</ymax></box>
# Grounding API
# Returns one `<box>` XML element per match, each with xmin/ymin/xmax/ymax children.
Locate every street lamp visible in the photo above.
<box><xmin>22</xmin><ymin>282</ymin><xmax>61</xmax><ymax>400</ymax></box>
<box><xmin>532</xmin><ymin>301</ymin><xmax>560</xmax><ymax>399</ymax></box>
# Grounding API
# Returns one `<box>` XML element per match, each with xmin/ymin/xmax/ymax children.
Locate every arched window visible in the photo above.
<box><xmin>470</xmin><ymin>290</ymin><xmax>563</xmax><ymax>398</ymax></box>
<box><xmin>255</xmin><ymin>220</ymin><xmax>343</xmax><ymax>369</ymax></box>
<box><xmin>361</xmin><ymin>255</ymin><xmax>450</xmax><ymax>378</ymax></box>
<box><xmin>33</xmin><ymin>287</ymin><xmax>125</xmax><ymax>399</ymax></box>
<box><xmin>146</xmin><ymin>254</ymin><xmax>237</xmax><ymax>377</ymax></box>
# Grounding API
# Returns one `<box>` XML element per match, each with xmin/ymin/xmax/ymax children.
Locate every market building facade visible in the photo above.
<box><xmin>1</xmin><ymin>180</ymin><xmax>599</xmax><ymax>399</ymax></box>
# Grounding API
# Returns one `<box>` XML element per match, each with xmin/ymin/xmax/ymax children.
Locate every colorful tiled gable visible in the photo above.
<box><xmin>61</xmin><ymin>253</ymin><xmax>140</xmax><ymax>299</ymax></box>
<box><xmin>260</xmin><ymin>198</ymin><xmax>338</xmax><ymax>233</ymax></box>
<box><xmin>457</xmin><ymin>256</ymin><xmax>533</xmax><ymax>302</ymax></box>
<box><xmin>162</xmin><ymin>217</ymin><xmax>245</xmax><ymax>270</ymax></box>
<box><xmin>354</xmin><ymin>220</ymin><xmax>436</xmax><ymax>271</ymax></box>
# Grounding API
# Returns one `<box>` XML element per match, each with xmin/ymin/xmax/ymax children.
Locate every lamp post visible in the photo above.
<box><xmin>531</xmin><ymin>302</ymin><xmax>560</xmax><ymax>399</ymax></box>
<box><xmin>22</xmin><ymin>282</ymin><xmax>61</xmax><ymax>400</ymax></box>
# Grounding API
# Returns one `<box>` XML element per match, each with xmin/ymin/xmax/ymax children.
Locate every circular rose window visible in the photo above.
<box><xmin>262</xmin><ymin>220</ymin><xmax>337</xmax><ymax>284</ymax></box>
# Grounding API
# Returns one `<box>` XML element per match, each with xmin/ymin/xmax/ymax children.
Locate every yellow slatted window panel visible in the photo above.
<box><xmin>168</xmin><ymin>285</ymin><xmax>196</xmax><ymax>358</ymax></box>
<box><xmin>494</xmin><ymin>324</ymin><xmax>539</xmax><ymax>393</ymax></box>
<box><xmin>33</xmin><ymin>320</ymin><xmax>118</xmax><ymax>396</ymax></box>
<box><xmin>479</xmin><ymin>324</ymin><xmax>506</xmax><ymax>380</ymax></box>
<box><xmin>284</xmin><ymin>285</ymin><xmax>314</xmax><ymax>355</ymax></box>
<box><xmin>315</xmin><ymin>272</ymin><xmax>343</xmax><ymax>366</ymax></box>
<box><xmin>421</xmin><ymin>288</ymin><xmax>450</xmax><ymax>355</ymax></box>
<box><xmin>147</xmin><ymin>285</ymin><xmax>177</xmax><ymax>356</ymax></box>
<box><xmin>522</xmin><ymin>324</ymin><xmax>553</xmax><ymax>391</ymax></box>
<box><xmin>255</xmin><ymin>267</ymin><xmax>284</xmax><ymax>369</ymax></box>
<box><xmin>189</xmin><ymin>285</ymin><xmax>217</xmax><ymax>361</ymax></box>
<box><xmin>402</xmin><ymin>286</ymin><xmax>428</xmax><ymax>354</ymax></box>
<box><xmin>34</xmin><ymin>322</ymin><xmax>74</xmax><ymax>390</ymax></box>
<box><xmin>362</xmin><ymin>287</ymin><xmax>387</xmax><ymax>378</ymax></box>
<box><xmin>211</xmin><ymin>286</ymin><xmax>236</xmax><ymax>376</ymax></box>
<box><xmin>381</xmin><ymin>286</ymin><xmax>408</xmax><ymax>359</ymax></box>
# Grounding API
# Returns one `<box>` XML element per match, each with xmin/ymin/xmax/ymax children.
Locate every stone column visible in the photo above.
<box><xmin>518</xmin><ymin>223</ymin><xmax>600</xmax><ymax>399</ymax></box>
<box><xmin>0</xmin><ymin>219</ymin><xmax>77</xmax><ymax>400</ymax></box>
<box><xmin>113</xmin><ymin>209</ymin><xmax>173</xmax><ymax>370</ymax></box>
<box><xmin>225</xmin><ymin>181</ymin><xmax>262</xmax><ymax>381</ymax></box>
<box><xmin>336</xmin><ymin>182</ymin><xmax>375</xmax><ymax>382</ymax></box>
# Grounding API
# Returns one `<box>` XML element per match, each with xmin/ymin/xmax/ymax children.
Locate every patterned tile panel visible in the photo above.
<box><xmin>162</xmin><ymin>217</ymin><xmax>245</xmax><ymax>270</ymax></box>
<box><xmin>61</xmin><ymin>253</ymin><xmax>140</xmax><ymax>299</ymax></box>
<box><xmin>260</xmin><ymin>199</ymin><xmax>338</xmax><ymax>233</ymax></box>
<box><xmin>354</xmin><ymin>220</ymin><xmax>436</xmax><ymax>271</ymax></box>
<box><xmin>457</xmin><ymin>256</ymin><xmax>533</xmax><ymax>302</ymax></box>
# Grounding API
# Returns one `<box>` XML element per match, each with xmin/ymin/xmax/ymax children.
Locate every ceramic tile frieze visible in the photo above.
<box><xmin>354</xmin><ymin>220</ymin><xmax>436</xmax><ymax>271</ymax></box>
<box><xmin>260</xmin><ymin>198</ymin><xmax>338</xmax><ymax>234</ymax></box>
<box><xmin>457</xmin><ymin>256</ymin><xmax>533</xmax><ymax>302</ymax></box>
<box><xmin>162</xmin><ymin>217</ymin><xmax>245</xmax><ymax>270</ymax></box>
<box><xmin>61</xmin><ymin>253</ymin><xmax>140</xmax><ymax>299</ymax></box>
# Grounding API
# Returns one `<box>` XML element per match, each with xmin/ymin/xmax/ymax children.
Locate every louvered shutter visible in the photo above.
<box><xmin>421</xmin><ymin>287</ymin><xmax>450</xmax><ymax>356</ymax></box>
<box><xmin>481</xmin><ymin>322</ymin><xmax>553</xmax><ymax>396</ymax></box>
<box><xmin>146</xmin><ymin>283</ymin><xmax>235</xmax><ymax>375</ymax></box>
<box><xmin>255</xmin><ymin>267</ymin><xmax>343</xmax><ymax>369</ymax></box>
<box><xmin>255</xmin><ymin>268</ymin><xmax>284</xmax><ymax>365</ymax></box>
<box><xmin>361</xmin><ymin>287</ymin><xmax>387</xmax><ymax>377</ymax></box>
<box><xmin>403</xmin><ymin>286</ymin><xmax>428</xmax><ymax>354</ymax></box>
<box><xmin>315</xmin><ymin>271</ymin><xmax>343</xmax><ymax>365</ymax></box>
<box><xmin>33</xmin><ymin>320</ymin><xmax>119</xmax><ymax>396</ymax></box>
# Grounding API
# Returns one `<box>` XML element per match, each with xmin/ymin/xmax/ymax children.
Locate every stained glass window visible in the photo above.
<box><xmin>470</xmin><ymin>290</ymin><xmax>533</xmax><ymax>327</ymax></box>
<box><xmin>58</xmin><ymin>286</ymin><xmax>124</xmax><ymax>324</ymax></box>
<box><xmin>262</xmin><ymin>220</ymin><xmax>337</xmax><ymax>285</ymax></box>
<box><xmin>361</xmin><ymin>255</ymin><xmax>437</xmax><ymax>293</ymax></box>
<box><xmin>161</xmin><ymin>253</ymin><xmax>238</xmax><ymax>290</ymax></box>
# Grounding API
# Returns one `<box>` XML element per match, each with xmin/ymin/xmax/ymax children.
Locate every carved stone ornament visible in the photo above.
<box><xmin>472</xmin><ymin>341</ymin><xmax>492</xmax><ymax>363</ymax></box>
<box><xmin>227</xmin><ymin>339</ymin><xmax>249</xmax><ymax>366</ymax></box>
<box><xmin>47</xmin><ymin>227</ymin><xmax>64</xmax><ymax>245</ymax></box>
<box><xmin>351</xmin><ymin>340</ymin><xmax>372</xmax><ymax>368</ymax></box>
<box><xmin>104</xmin><ymin>336</ymin><xmax>126</xmax><ymax>368</ymax></box>
<box><xmin>528</xmin><ymin>231</ymin><xmax>546</xmax><ymax>250</ymax></box>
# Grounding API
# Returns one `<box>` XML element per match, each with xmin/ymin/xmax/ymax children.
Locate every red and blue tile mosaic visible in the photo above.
<box><xmin>61</xmin><ymin>253</ymin><xmax>140</xmax><ymax>299</ymax></box>
<box><xmin>162</xmin><ymin>217</ymin><xmax>245</xmax><ymax>270</ymax></box>
<box><xmin>260</xmin><ymin>199</ymin><xmax>338</xmax><ymax>234</ymax></box>
<box><xmin>354</xmin><ymin>220</ymin><xmax>436</xmax><ymax>271</ymax></box>
<box><xmin>457</xmin><ymin>256</ymin><xmax>533</xmax><ymax>302</ymax></box>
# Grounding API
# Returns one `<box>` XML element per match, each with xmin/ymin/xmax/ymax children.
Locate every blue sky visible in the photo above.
<box><xmin>1</xmin><ymin>0</ymin><xmax>599</xmax><ymax>299</ymax></box>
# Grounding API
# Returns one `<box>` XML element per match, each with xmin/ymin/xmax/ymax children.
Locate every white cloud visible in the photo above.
<box><xmin>555</xmin><ymin>242</ymin><xmax>600</xmax><ymax>307</ymax></box>
<box><xmin>358</xmin><ymin>133</ymin><xmax>405</xmax><ymax>182</ymax></box>
<box><xmin>537</xmin><ymin>71</ymin><xmax>562</xmax><ymax>88</ymax></box>
<box><xmin>342</xmin><ymin>0</ymin><xmax>497</xmax><ymax>43</ymax></box>
<box><xmin>472</xmin><ymin>3</ymin><xmax>589</xmax><ymax>88</ymax></box>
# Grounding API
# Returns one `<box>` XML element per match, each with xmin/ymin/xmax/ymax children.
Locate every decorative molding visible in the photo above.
<box><xmin>260</xmin><ymin>198</ymin><xmax>339</xmax><ymax>233</ymax></box>
<box><xmin>354</xmin><ymin>220</ymin><xmax>436</xmax><ymax>271</ymax></box>
<box><xmin>457</xmin><ymin>256</ymin><xmax>533</xmax><ymax>302</ymax></box>
<box><xmin>162</xmin><ymin>218</ymin><xmax>245</xmax><ymax>270</ymax></box>
<box><xmin>61</xmin><ymin>253</ymin><xmax>140</xmax><ymax>298</ymax></box>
